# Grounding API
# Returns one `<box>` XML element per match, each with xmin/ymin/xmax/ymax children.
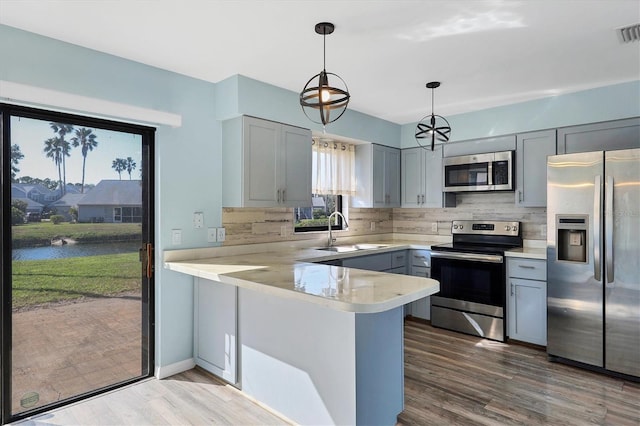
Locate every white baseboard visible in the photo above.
<box><xmin>155</xmin><ymin>358</ymin><xmax>196</xmax><ymax>379</ymax></box>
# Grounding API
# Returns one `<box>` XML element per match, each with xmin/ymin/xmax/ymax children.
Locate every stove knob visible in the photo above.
<box><xmin>453</xmin><ymin>224</ymin><xmax>458</xmax><ymax>229</ymax></box>
<box><xmin>513</xmin><ymin>226</ymin><xmax>518</xmax><ymax>232</ymax></box>
<box><xmin>505</xmin><ymin>225</ymin><xmax>511</xmax><ymax>231</ymax></box>
<box><xmin>459</xmin><ymin>225</ymin><xmax>464</xmax><ymax>230</ymax></box>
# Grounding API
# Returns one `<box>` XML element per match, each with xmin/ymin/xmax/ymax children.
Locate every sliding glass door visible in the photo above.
<box><xmin>1</xmin><ymin>104</ymin><xmax>154</xmax><ymax>422</ymax></box>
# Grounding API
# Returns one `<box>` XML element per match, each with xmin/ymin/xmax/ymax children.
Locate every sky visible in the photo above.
<box><xmin>11</xmin><ymin>116</ymin><xmax>142</xmax><ymax>186</ymax></box>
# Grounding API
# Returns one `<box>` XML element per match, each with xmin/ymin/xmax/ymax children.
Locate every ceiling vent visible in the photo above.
<box><xmin>617</xmin><ymin>23</ymin><xmax>640</xmax><ymax>43</ymax></box>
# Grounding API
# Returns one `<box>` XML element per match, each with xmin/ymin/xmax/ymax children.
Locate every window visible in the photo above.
<box><xmin>294</xmin><ymin>138</ymin><xmax>355</xmax><ymax>233</ymax></box>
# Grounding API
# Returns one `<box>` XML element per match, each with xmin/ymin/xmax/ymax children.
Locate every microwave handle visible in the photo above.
<box><xmin>487</xmin><ymin>161</ymin><xmax>494</xmax><ymax>186</ymax></box>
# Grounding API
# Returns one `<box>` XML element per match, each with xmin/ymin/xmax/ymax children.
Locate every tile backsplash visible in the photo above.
<box><xmin>222</xmin><ymin>192</ymin><xmax>546</xmax><ymax>246</ymax></box>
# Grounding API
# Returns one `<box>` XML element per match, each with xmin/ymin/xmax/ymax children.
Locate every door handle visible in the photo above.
<box><xmin>605</xmin><ymin>175</ymin><xmax>614</xmax><ymax>285</ymax></box>
<box><xmin>142</xmin><ymin>243</ymin><xmax>154</xmax><ymax>279</ymax></box>
<box><xmin>593</xmin><ymin>175</ymin><xmax>602</xmax><ymax>281</ymax></box>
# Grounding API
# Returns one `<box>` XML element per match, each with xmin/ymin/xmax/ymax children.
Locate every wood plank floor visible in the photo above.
<box><xmin>15</xmin><ymin>320</ymin><xmax>640</xmax><ymax>425</ymax></box>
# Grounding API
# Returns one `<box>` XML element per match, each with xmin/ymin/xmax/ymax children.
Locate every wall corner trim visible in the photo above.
<box><xmin>0</xmin><ymin>80</ymin><xmax>182</xmax><ymax>127</ymax></box>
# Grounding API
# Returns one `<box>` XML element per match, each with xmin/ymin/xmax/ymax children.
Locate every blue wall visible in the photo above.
<box><xmin>400</xmin><ymin>80</ymin><xmax>640</xmax><ymax>148</ymax></box>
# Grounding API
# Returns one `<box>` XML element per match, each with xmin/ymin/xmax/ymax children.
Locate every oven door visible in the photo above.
<box><xmin>430</xmin><ymin>251</ymin><xmax>505</xmax><ymax>308</ymax></box>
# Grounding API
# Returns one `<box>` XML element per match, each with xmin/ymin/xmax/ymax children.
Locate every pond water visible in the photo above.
<box><xmin>12</xmin><ymin>241</ymin><xmax>141</xmax><ymax>261</ymax></box>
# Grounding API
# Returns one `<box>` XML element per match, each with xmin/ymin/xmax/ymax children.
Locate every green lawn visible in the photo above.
<box><xmin>12</xmin><ymin>222</ymin><xmax>141</xmax><ymax>248</ymax></box>
<box><xmin>12</xmin><ymin>252</ymin><xmax>140</xmax><ymax>310</ymax></box>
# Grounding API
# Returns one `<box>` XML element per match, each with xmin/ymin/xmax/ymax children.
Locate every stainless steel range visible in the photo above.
<box><xmin>430</xmin><ymin>220</ymin><xmax>522</xmax><ymax>342</ymax></box>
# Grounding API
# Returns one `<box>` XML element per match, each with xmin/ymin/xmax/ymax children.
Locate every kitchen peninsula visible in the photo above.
<box><xmin>164</xmin><ymin>242</ymin><xmax>440</xmax><ymax>426</ymax></box>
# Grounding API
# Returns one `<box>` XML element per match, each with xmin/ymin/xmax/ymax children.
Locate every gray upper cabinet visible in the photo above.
<box><xmin>443</xmin><ymin>134</ymin><xmax>516</xmax><ymax>157</ymax></box>
<box><xmin>222</xmin><ymin>116</ymin><xmax>312</xmax><ymax>207</ymax></box>
<box><xmin>401</xmin><ymin>145</ymin><xmax>444</xmax><ymax>208</ymax></box>
<box><xmin>515</xmin><ymin>129</ymin><xmax>556</xmax><ymax>207</ymax></box>
<box><xmin>353</xmin><ymin>144</ymin><xmax>400</xmax><ymax>208</ymax></box>
<box><xmin>557</xmin><ymin>117</ymin><xmax>640</xmax><ymax>154</ymax></box>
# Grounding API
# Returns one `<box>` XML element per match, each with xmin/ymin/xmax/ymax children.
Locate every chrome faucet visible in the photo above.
<box><xmin>327</xmin><ymin>211</ymin><xmax>348</xmax><ymax>247</ymax></box>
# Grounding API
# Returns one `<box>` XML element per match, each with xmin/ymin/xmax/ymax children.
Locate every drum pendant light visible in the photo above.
<box><xmin>415</xmin><ymin>82</ymin><xmax>451</xmax><ymax>151</ymax></box>
<box><xmin>300</xmin><ymin>22</ymin><xmax>350</xmax><ymax>126</ymax></box>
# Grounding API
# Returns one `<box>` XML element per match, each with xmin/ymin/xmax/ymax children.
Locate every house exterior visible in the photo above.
<box><xmin>76</xmin><ymin>180</ymin><xmax>142</xmax><ymax>223</ymax></box>
<box><xmin>48</xmin><ymin>193</ymin><xmax>86</xmax><ymax>221</ymax></box>
<box><xmin>11</xmin><ymin>183</ymin><xmax>57</xmax><ymax>213</ymax></box>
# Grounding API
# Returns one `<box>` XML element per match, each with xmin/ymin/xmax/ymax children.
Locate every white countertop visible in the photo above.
<box><xmin>164</xmin><ymin>240</ymin><xmax>442</xmax><ymax>314</ymax></box>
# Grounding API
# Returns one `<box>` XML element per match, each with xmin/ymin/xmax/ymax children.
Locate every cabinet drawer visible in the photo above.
<box><xmin>391</xmin><ymin>251</ymin><xmax>407</xmax><ymax>268</ymax></box>
<box><xmin>387</xmin><ymin>266</ymin><xmax>407</xmax><ymax>275</ymax></box>
<box><xmin>411</xmin><ymin>250</ymin><xmax>431</xmax><ymax>267</ymax></box>
<box><xmin>508</xmin><ymin>258</ymin><xmax>546</xmax><ymax>281</ymax></box>
<box><xmin>410</xmin><ymin>266</ymin><xmax>430</xmax><ymax>278</ymax></box>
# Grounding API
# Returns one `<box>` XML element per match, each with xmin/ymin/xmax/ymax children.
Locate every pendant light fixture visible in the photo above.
<box><xmin>300</xmin><ymin>22</ymin><xmax>350</xmax><ymax>126</ymax></box>
<box><xmin>415</xmin><ymin>81</ymin><xmax>451</xmax><ymax>151</ymax></box>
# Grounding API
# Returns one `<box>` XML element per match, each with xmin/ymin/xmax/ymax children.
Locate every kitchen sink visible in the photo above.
<box><xmin>316</xmin><ymin>244</ymin><xmax>389</xmax><ymax>252</ymax></box>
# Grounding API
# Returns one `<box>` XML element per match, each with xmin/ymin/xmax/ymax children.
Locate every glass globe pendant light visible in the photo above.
<box><xmin>415</xmin><ymin>81</ymin><xmax>451</xmax><ymax>151</ymax></box>
<box><xmin>300</xmin><ymin>22</ymin><xmax>350</xmax><ymax>126</ymax></box>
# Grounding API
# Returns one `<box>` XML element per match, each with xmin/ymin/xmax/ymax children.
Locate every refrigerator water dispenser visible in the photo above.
<box><xmin>556</xmin><ymin>215</ymin><xmax>588</xmax><ymax>263</ymax></box>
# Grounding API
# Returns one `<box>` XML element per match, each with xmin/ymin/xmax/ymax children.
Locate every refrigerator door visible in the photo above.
<box><xmin>547</xmin><ymin>151</ymin><xmax>604</xmax><ymax>367</ymax></box>
<box><xmin>604</xmin><ymin>148</ymin><xmax>640</xmax><ymax>377</ymax></box>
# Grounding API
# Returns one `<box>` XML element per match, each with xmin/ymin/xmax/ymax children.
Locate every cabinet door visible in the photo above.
<box><xmin>557</xmin><ymin>118</ymin><xmax>640</xmax><ymax>154</ymax></box>
<box><xmin>385</xmin><ymin>147</ymin><xmax>401</xmax><ymax>207</ymax></box>
<box><xmin>515</xmin><ymin>129</ymin><xmax>556</xmax><ymax>207</ymax></box>
<box><xmin>401</xmin><ymin>148</ymin><xmax>424</xmax><ymax>207</ymax></box>
<box><xmin>372</xmin><ymin>145</ymin><xmax>387</xmax><ymax>207</ymax></box>
<box><xmin>243</xmin><ymin>117</ymin><xmax>279</xmax><ymax>206</ymax></box>
<box><xmin>194</xmin><ymin>278</ymin><xmax>238</xmax><ymax>384</ymax></box>
<box><xmin>508</xmin><ymin>278</ymin><xmax>547</xmax><ymax>345</ymax></box>
<box><xmin>281</xmin><ymin>124</ymin><xmax>312</xmax><ymax>207</ymax></box>
<box><xmin>343</xmin><ymin>252</ymin><xmax>392</xmax><ymax>271</ymax></box>
<box><xmin>423</xmin><ymin>144</ymin><xmax>444</xmax><ymax>207</ymax></box>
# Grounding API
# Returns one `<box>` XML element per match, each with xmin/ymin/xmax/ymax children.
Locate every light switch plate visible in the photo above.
<box><xmin>193</xmin><ymin>212</ymin><xmax>204</xmax><ymax>229</ymax></box>
<box><xmin>171</xmin><ymin>229</ymin><xmax>182</xmax><ymax>245</ymax></box>
<box><xmin>216</xmin><ymin>227</ymin><xmax>226</xmax><ymax>242</ymax></box>
<box><xmin>207</xmin><ymin>228</ymin><xmax>217</xmax><ymax>243</ymax></box>
<box><xmin>431</xmin><ymin>223</ymin><xmax>438</xmax><ymax>232</ymax></box>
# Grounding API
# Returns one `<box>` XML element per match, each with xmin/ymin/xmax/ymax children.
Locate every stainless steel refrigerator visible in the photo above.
<box><xmin>547</xmin><ymin>148</ymin><xmax>639</xmax><ymax>378</ymax></box>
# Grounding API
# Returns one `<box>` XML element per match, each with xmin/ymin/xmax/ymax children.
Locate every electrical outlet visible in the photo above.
<box><xmin>431</xmin><ymin>222</ymin><xmax>438</xmax><ymax>232</ymax></box>
<box><xmin>207</xmin><ymin>228</ymin><xmax>217</xmax><ymax>243</ymax></box>
<box><xmin>193</xmin><ymin>212</ymin><xmax>204</xmax><ymax>229</ymax></box>
<box><xmin>280</xmin><ymin>225</ymin><xmax>287</xmax><ymax>237</ymax></box>
<box><xmin>216</xmin><ymin>227</ymin><xmax>226</xmax><ymax>242</ymax></box>
<box><xmin>171</xmin><ymin>229</ymin><xmax>182</xmax><ymax>245</ymax></box>
<box><xmin>370</xmin><ymin>221</ymin><xmax>376</xmax><ymax>231</ymax></box>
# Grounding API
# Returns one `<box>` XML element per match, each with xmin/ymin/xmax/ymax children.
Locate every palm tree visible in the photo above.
<box><xmin>71</xmin><ymin>128</ymin><xmax>98</xmax><ymax>193</ymax></box>
<box><xmin>124</xmin><ymin>157</ymin><xmax>137</xmax><ymax>180</ymax></box>
<box><xmin>49</xmin><ymin>122</ymin><xmax>74</xmax><ymax>194</ymax></box>
<box><xmin>10</xmin><ymin>144</ymin><xmax>24</xmax><ymax>182</ymax></box>
<box><xmin>44</xmin><ymin>137</ymin><xmax>63</xmax><ymax>193</ymax></box>
<box><xmin>112</xmin><ymin>158</ymin><xmax>126</xmax><ymax>180</ymax></box>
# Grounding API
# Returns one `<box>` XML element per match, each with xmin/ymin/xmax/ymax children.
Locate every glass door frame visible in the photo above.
<box><xmin>0</xmin><ymin>103</ymin><xmax>155</xmax><ymax>424</ymax></box>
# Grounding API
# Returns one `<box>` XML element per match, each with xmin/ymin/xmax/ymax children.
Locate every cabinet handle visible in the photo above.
<box><xmin>517</xmin><ymin>190</ymin><xmax>523</xmax><ymax>203</ymax></box>
<box><xmin>511</xmin><ymin>283</ymin><xmax>514</xmax><ymax>296</ymax></box>
<box><xmin>282</xmin><ymin>188</ymin><xmax>286</xmax><ymax>202</ymax></box>
<box><xmin>417</xmin><ymin>195</ymin><xmax>420</xmax><ymax>204</ymax></box>
<box><xmin>277</xmin><ymin>189</ymin><xmax>281</xmax><ymax>203</ymax></box>
<box><xmin>422</xmin><ymin>194</ymin><xmax>425</xmax><ymax>204</ymax></box>
<box><xmin>518</xmin><ymin>265</ymin><xmax>535</xmax><ymax>269</ymax></box>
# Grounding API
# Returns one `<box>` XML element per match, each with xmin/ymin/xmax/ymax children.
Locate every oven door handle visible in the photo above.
<box><xmin>431</xmin><ymin>251</ymin><xmax>504</xmax><ymax>264</ymax></box>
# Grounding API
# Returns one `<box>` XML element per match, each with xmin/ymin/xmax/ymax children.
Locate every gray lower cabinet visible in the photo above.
<box><xmin>506</xmin><ymin>258</ymin><xmax>547</xmax><ymax>346</ymax></box>
<box><xmin>557</xmin><ymin>117</ymin><xmax>640</xmax><ymax>154</ymax></box>
<box><xmin>194</xmin><ymin>277</ymin><xmax>238</xmax><ymax>384</ymax></box>
<box><xmin>515</xmin><ymin>129</ymin><xmax>557</xmax><ymax>207</ymax></box>
<box><xmin>401</xmin><ymin>145</ymin><xmax>445</xmax><ymax>208</ymax></box>
<box><xmin>407</xmin><ymin>250</ymin><xmax>431</xmax><ymax>320</ymax></box>
<box><xmin>342</xmin><ymin>250</ymin><xmax>407</xmax><ymax>274</ymax></box>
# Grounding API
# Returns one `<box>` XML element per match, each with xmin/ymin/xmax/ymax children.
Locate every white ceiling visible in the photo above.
<box><xmin>1</xmin><ymin>0</ymin><xmax>639</xmax><ymax>125</ymax></box>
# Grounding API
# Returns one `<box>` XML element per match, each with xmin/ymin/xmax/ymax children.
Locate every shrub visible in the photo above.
<box><xmin>12</xmin><ymin>199</ymin><xmax>28</xmax><ymax>213</ymax></box>
<box><xmin>50</xmin><ymin>215</ymin><xmax>65</xmax><ymax>224</ymax></box>
<box><xmin>11</xmin><ymin>207</ymin><xmax>25</xmax><ymax>225</ymax></box>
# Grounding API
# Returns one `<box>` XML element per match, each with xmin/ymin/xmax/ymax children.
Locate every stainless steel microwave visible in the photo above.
<box><xmin>443</xmin><ymin>151</ymin><xmax>514</xmax><ymax>192</ymax></box>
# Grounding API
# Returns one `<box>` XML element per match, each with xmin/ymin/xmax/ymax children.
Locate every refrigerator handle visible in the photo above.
<box><xmin>605</xmin><ymin>175</ymin><xmax>614</xmax><ymax>285</ymax></box>
<box><xmin>594</xmin><ymin>175</ymin><xmax>602</xmax><ymax>281</ymax></box>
